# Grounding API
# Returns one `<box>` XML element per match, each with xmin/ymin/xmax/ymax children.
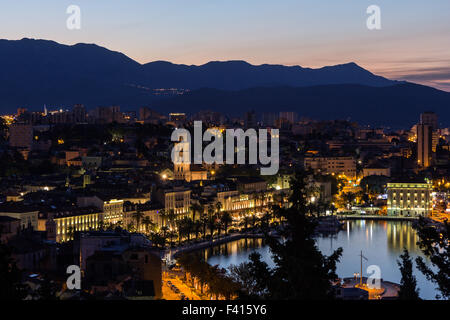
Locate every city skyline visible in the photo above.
<box><xmin>1</xmin><ymin>2</ymin><xmax>449</xmax><ymax>304</ymax></box>
<box><xmin>1</xmin><ymin>0</ymin><xmax>449</xmax><ymax>91</ymax></box>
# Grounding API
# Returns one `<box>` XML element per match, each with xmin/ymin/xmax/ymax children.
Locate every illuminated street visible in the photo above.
<box><xmin>162</xmin><ymin>269</ymin><xmax>205</xmax><ymax>300</ymax></box>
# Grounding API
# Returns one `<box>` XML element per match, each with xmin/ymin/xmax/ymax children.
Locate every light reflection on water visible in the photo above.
<box><xmin>204</xmin><ymin>220</ymin><xmax>440</xmax><ymax>300</ymax></box>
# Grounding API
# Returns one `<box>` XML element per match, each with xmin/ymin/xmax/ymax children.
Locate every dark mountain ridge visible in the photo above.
<box><xmin>1</xmin><ymin>38</ymin><xmax>448</xmax><ymax>127</ymax></box>
<box><xmin>151</xmin><ymin>83</ymin><xmax>450</xmax><ymax>127</ymax></box>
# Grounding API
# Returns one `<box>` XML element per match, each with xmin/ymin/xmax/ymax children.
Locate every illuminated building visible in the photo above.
<box><xmin>174</xmin><ymin>163</ymin><xmax>208</xmax><ymax>182</ymax></box>
<box><xmin>155</xmin><ymin>186</ymin><xmax>191</xmax><ymax>215</ymax></box>
<box><xmin>417</xmin><ymin>124</ymin><xmax>432</xmax><ymax>168</ymax></box>
<box><xmin>77</xmin><ymin>195</ymin><xmax>124</xmax><ymax>225</ymax></box>
<box><xmin>362</xmin><ymin>167</ymin><xmax>391</xmax><ymax>177</ymax></box>
<box><xmin>387</xmin><ymin>181</ymin><xmax>432</xmax><ymax>217</ymax></box>
<box><xmin>51</xmin><ymin>210</ymin><xmax>101</xmax><ymax>242</ymax></box>
<box><xmin>417</xmin><ymin>112</ymin><xmax>439</xmax><ymax>167</ymax></box>
<box><xmin>304</xmin><ymin>156</ymin><xmax>357</xmax><ymax>179</ymax></box>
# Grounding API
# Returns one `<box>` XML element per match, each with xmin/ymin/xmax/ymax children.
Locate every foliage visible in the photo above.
<box><xmin>178</xmin><ymin>253</ymin><xmax>241</xmax><ymax>299</ymax></box>
<box><xmin>397</xmin><ymin>249</ymin><xmax>420</xmax><ymax>300</ymax></box>
<box><xmin>0</xmin><ymin>241</ymin><xmax>28</xmax><ymax>299</ymax></box>
<box><xmin>415</xmin><ymin>218</ymin><xmax>450</xmax><ymax>299</ymax></box>
<box><xmin>232</xmin><ymin>171</ymin><xmax>343</xmax><ymax>299</ymax></box>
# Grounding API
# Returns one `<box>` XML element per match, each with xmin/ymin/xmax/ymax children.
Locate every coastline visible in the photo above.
<box><xmin>164</xmin><ymin>232</ymin><xmax>267</xmax><ymax>260</ymax></box>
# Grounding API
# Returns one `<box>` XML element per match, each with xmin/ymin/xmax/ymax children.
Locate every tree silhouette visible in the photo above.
<box><xmin>132</xmin><ymin>207</ymin><xmax>145</xmax><ymax>233</ymax></box>
<box><xmin>415</xmin><ymin>218</ymin><xmax>449</xmax><ymax>299</ymax></box>
<box><xmin>397</xmin><ymin>249</ymin><xmax>420</xmax><ymax>300</ymax></box>
<box><xmin>0</xmin><ymin>240</ymin><xmax>28</xmax><ymax>300</ymax></box>
<box><xmin>235</xmin><ymin>171</ymin><xmax>343</xmax><ymax>299</ymax></box>
<box><xmin>220</xmin><ymin>211</ymin><xmax>233</xmax><ymax>235</ymax></box>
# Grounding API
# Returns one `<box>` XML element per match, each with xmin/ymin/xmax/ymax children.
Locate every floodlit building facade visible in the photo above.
<box><xmin>387</xmin><ymin>181</ymin><xmax>432</xmax><ymax>217</ymax></box>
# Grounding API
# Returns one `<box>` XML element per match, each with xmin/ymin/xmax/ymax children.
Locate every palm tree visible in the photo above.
<box><xmin>199</xmin><ymin>204</ymin><xmax>205</xmax><ymax>218</ymax></box>
<box><xmin>215</xmin><ymin>201</ymin><xmax>222</xmax><ymax>214</ymax></box>
<box><xmin>220</xmin><ymin>211</ymin><xmax>233</xmax><ymax>235</ymax></box>
<box><xmin>177</xmin><ymin>217</ymin><xmax>194</xmax><ymax>243</ymax></box>
<box><xmin>167</xmin><ymin>229</ymin><xmax>176</xmax><ymax>247</ymax></box>
<box><xmin>167</xmin><ymin>209</ymin><xmax>176</xmax><ymax>230</ymax></box>
<box><xmin>200</xmin><ymin>215</ymin><xmax>208</xmax><ymax>240</ymax></box>
<box><xmin>207</xmin><ymin>204</ymin><xmax>215</xmax><ymax>219</ymax></box>
<box><xmin>193</xmin><ymin>220</ymin><xmax>202</xmax><ymax>240</ymax></box>
<box><xmin>208</xmin><ymin>216</ymin><xmax>217</xmax><ymax>239</ymax></box>
<box><xmin>260</xmin><ymin>211</ymin><xmax>272</xmax><ymax>230</ymax></box>
<box><xmin>217</xmin><ymin>221</ymin><xmax>223</xmax><ymax>239</ymax></box>
<box><xmin>66</xmin><ymin>226</ymin><xmax>75</xmax><ymax>241</ymax></box>
<box><xmin>159</xmin><ymin>208</ymin><xmax>167</xmax><ymax>227</ymax></box>
<box><xmin>142</xmin><ymin>216</ymin><xmax>155</xmax><ymax>234</ymax></box>
<box><xmin>160</xmin><ymin>225</ymin><xmax>169</xmax><ymax>239</ymax></box>
<box><xmin>240</xmin><ymin>215</ymin><xmax>251</xmax><ymax>232</ymax></box>
<box><xmin>126</xmin><ymin>223</ymin><xmax>135</xmax><ymax>233</ymax></box>
<box><xmin>189</xmin><ymin>203</ymin><xmax>202</xmax><ymax>222</ymax></box>
<box><xmin>132</xmin><ymin>207</ymin><xmax>145</xmax><ymax>233</ymax></box>
<box><xmin>149</xmin><ymin>232</ymin><xmax>166</xmax><ymax>248</ymax></box>
<box><xmin>258</xmin><ymin>193</ymin><xmax>265</xmax><ymax>209</ymax></box>
<box><xmin>250</xmin><ymin>214</ymin><xmax>259</xmax><ymax>233</ymax></box>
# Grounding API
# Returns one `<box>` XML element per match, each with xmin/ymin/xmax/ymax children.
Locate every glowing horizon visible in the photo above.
<box><xmin>1</xmin><ymin>0</ymin><xmax>449</xmax><ymax>91</ymax></box>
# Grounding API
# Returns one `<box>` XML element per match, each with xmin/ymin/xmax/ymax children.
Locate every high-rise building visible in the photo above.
<box><xmin>420</xmin><ymin>112</ymin><xmax>439</xmax><ymax>153</ymax></box>
<box><xmin>417</xmin><ymin>124</ymin><xmax>432</xmax><ymax>168</ymax></box>
<box><xmin>420</xmin><ymin>112</ymin><xmax>438</xmax><ymax>130</ymax></box>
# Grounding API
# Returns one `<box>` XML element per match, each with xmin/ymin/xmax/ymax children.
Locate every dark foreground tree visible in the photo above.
<box><xmin>37</xmin><ymin>274</ymin><xmax>58</xmax><ymax>300</ymax></box>
<box><xmin>397</xmin><ymin>249</ymin><xmax>420</xmax><ymax>300</ymax></box>
<box><xmin>233</xmin><ymin>171</ymin><xmax>343</xmax><ymax>299</ymax></box>
<box><xmin>415</xmin><ymin>218</ymin><xmax>450</xmax><ymax>299</ymax></box>
<box><xmin>0</xmin><ymin>241</ymin><xmax>28</xmax><ymax>299</ymax></box>
<box><xmin>228</xmin><ymin>252</ymin><xmax>272</xmax><ymax>298</ymax></box>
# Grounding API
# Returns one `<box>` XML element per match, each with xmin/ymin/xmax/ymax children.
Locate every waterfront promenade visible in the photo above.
<box><xmin>336</xmin><ymin>214</ymin><xmax>418</xmax><ymax>221</ymax></box>
<box><xmin>342</xmin><ymin>277</ymin><xmax>400</xmax><ymax>300</ymax></box>
<box><xmin>164</xmin><ymin>231</ymin><xmax>266</xmax><ymax>261</ymax></box>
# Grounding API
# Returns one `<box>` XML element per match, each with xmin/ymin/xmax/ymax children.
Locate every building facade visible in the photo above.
<box><xmin>387</xmin><ymin>181</ymin><xmax>432</xmax><ymax>217</ymax></box>
<box><xmin>304</xmin><ymin>156</ymin><xmax>357</xmax><ymax>178</ymax></box>
<box><xmin>417</xmin><ymin>124</ymin><xmax>433</xmax><ymax>168</ymax></box>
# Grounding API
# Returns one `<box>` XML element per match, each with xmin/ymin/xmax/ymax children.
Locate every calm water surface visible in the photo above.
<box><xmin>202</xmin><ymin>220</ymin><xmax>440</xmax><ymax>300</ymax></box>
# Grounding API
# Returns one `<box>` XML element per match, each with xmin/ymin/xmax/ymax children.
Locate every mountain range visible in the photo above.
<box><xmin>1</xmin><ymin>38</ymin><xmax>449</xmax><ymax>126</ymax></box>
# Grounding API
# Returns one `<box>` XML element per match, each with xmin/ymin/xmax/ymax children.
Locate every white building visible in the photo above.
<box><xmin>387</xmin><ymin>181</ymin><xmax>432</xmax><ymax>217</ymax></box>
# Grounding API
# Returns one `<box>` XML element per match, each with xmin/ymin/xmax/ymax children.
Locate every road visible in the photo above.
<box><xmin>162</xmin><ymin>270</ymin><xmax>205</xmax><ymax>300</ymax></box>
